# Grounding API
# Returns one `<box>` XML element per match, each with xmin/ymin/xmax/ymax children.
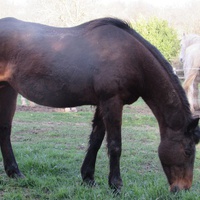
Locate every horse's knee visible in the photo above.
<box><xmin>108</xmin><ymin>140</ymin><xmax>121</xmax><ymax>156</ymax></box>
<box><xmin>0</xmin><ymin>124</ymin><xmax>11</xmax><ymax>138</ymax></box>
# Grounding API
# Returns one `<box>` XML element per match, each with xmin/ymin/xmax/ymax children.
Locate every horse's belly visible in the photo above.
<box><xmin>24</xmin><ymin>88</ymin><xmax>96</xmax><ymax>108</ymax></box>
<box><xmin>14</xmin><ymin>77</ymin><xmax>97</xmax><ymax>107</ymax></box>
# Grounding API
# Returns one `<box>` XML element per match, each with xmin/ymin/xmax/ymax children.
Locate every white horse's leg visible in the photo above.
<box><xmin>21</xmin><ymin>96</ymin><xmax>27</xmax><ymax>106</ymax></box>
<box><xmin>188</xmin><ymin>84</ymin><xmax>195</xmax><ymax>112</ymax></box>
<box><xmin>193</xmin><ymin>80</ymin><xmax>199</xmax><ymax>110</ymax></box>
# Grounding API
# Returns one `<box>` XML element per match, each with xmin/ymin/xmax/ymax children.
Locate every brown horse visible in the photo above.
<box><xmin>0</xmin><ymin>17</ymin><xmax>199</xmax><ymax>193</ymax></box>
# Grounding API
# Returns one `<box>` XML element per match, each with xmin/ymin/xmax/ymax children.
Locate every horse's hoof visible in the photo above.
<box><xmin>109</xmin><ymin>178</ymin><xmax>123</xmax><ymax>195</ymax></box>
<box><xmin>13</xmin><ymin>172</ymin><xmax>25</xmax><ymax>179</ymax></box>
<box><xmin>7</xmin><ymin>169</ymin><xmax>25</xmax><ymax>179</ymax></box>
<box><xmin>110</xmin><ymin>184</ymin><xmax>122</xmax><ymax>195</ymax></box>
<box><xmin>82</xmin><ymin>178</ymin><xmax>96</xmax><ymax>187</ymax></box>
<box><xmin>112</xmin><ymin>188</ymin><xmax>121</xmax><ymax>196</ymax></box>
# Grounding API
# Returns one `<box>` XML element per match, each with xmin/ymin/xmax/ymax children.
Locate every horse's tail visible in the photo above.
<box><xmin>183</xmin><ymin>68</ymin><xmax>199</xmax><ymax>93</ymax></box>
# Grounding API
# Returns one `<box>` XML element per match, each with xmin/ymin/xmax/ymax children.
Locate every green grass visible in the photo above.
<box><xmin>0</xmin><ymin>98</ymin><xmax>200</xmax><ymax>199</ymax></box>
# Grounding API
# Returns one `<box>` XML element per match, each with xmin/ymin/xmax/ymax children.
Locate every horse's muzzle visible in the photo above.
<box><xmin>170</xmin><ymin>181</ymin><xmax>191</xmax><ymax>193</ymax></box>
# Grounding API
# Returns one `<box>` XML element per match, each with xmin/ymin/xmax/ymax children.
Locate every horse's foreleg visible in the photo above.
<box><xmin>193</xmin><ymin>80</ymin><xmax>199</xmax><ymax>110</ymax></box>
<box><xmin>81</xmin><ymin>107</ymin><xmax>105</xmax><ymax>186</ymax></box>
<box><xmin>0</xmin><ymin>84</ymin><xmax>23</xmax><ymax>178</ymax></box>
<box><xmin>187</xmin><ymin>84</ymin><xmax>195</xmax><ymax>112</ymax></box>
<box><xmin>183</xmin><ymin>68</ymin><xmax>199</xmax><ymax>112</ymax></box>
<box><xmin>101</xmin><ymin>97</ymin><xmax>123</xmax><ymax>192</ymax></box>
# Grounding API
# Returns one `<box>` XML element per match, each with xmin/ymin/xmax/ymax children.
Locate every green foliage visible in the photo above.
<box><xmin>132</xmin><ymin>17</ymin><xmax>180</xmax><ymax>61</ymax></box>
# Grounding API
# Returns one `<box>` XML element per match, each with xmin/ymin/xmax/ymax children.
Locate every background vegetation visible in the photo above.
<box><xmin>133</xmin><ymin>17</ymin><xmax>180</xmax><ymax>61</ymax></box>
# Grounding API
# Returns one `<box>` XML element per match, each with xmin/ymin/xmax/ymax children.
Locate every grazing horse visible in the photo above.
<box><xmin>0</xmin><ymin>17</ymin><xmax>200</xmax><ymax>193</ymax></box>
<box><xmin>180</xmin><ymin>34</ymin><xmax>200</xmax><ymax>112</ymax></box>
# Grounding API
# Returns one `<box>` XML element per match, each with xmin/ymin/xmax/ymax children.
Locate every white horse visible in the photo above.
<box><xmin>179</xmin><ymin>34</ymin><xmax>200</xmax><ymax>112</ymax></box>
<box><xmin>182</xmin><ymin>44</ymin><xmax>200</xmax><ymax>112</ymax></box>
<box><xmin>180</xmin><ymin>33</ymin><xmax>200</xmax><ymax>63</ymax></box>
<box><xmin>180</xmin><ymin>34</ymin><xmax>200</xmax><ymax>112</ymax></box>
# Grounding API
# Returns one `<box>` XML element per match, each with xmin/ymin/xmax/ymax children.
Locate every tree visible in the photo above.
<box><xmin>133</xmin><ymin>17</ymin><xmax>180</xmax><ymax>61</ymax></box>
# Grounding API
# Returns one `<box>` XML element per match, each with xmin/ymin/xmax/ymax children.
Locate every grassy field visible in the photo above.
<box><xmin>0</xmin><ymin>98</ymin><xmax>200</xmax><ymax>199</ymax></box>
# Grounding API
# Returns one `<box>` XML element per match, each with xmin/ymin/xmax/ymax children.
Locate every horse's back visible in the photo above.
<box><xmin>0</xmin><ymin>18</ymin><xmax>143</xmax><ymax>107</ymax></box>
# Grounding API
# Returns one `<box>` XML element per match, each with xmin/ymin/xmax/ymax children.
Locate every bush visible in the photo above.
<box><xmin>132</xmin><ymin>17</ymin><xmax>180</xmax><ymax>62</ymax></box>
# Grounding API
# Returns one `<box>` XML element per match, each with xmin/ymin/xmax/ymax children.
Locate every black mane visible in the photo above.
<box><xmin>88</xmin><ymin>17</ymin><xmax>191</xmax><ymax>118</ymax></box>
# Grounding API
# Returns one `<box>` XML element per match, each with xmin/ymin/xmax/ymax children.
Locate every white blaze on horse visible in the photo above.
<box><xmin>180</xmin><ymin>34</ymin><xmax>200</xmax><ymax>112</ymax></box>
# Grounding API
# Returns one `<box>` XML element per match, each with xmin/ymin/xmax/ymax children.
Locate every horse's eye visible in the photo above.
<box><xmin>184</xmin><ymin>148</ymin><xmax>192</xmax><ymax>157</ymax></box>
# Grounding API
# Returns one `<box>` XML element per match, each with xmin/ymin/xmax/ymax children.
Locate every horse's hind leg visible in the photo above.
<box><xmin>101</xmin><ymin>96</ymin><xmax>123</xmax><ymax>192</ymax></box>
<box><xmin>81</xmin><ymin>107</ymin><xmax>105</xmax><ymax>185</ymax></box>
<box><xmin>0</xmin><ymin>83</ymin><xmax>23</xmax><ymax>177</ymax></box>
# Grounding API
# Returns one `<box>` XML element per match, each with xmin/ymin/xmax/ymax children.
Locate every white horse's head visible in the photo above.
<box><xmin>180</xmin><ymin>33</ymin><xmax>200</xmax><ymax>63</ymax></box>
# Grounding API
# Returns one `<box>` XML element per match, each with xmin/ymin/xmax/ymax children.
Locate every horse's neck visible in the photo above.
<box><xmin>141</xmin><ymin>60</ymin><xmax>191</xmax><ymax>131</ymax></box>
<box><xmin>188</xmin><ymin>35</ymin><xmax>200</xmax><ymax>46</ymax></box>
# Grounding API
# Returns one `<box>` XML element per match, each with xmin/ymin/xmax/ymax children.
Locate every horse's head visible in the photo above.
<box><xmin>179</xmin><ymin>33</ymin><xmax>200</xmax><ymax>63</ymax></box>
<box><xmin>158</xmin><ymin>117</ymin><xmax>200</xmax><ymax>192</ymax></box>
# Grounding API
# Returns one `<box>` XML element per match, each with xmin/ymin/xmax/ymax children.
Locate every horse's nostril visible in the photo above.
<box><xmin>170</xmin><ymin>185</ymin><xmax>180</xmax><ymax>193</ymax></box>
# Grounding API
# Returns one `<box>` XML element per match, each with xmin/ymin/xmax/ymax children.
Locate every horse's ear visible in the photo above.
<box><xmin>187</xmin><ymin>116</ymin><xmax>199</xmax><ymax>133</ymax></box>
<box><xmin>187</xmin><ymin>117</ymin><xmax>200</xmax><ymax>143</ymax></box>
